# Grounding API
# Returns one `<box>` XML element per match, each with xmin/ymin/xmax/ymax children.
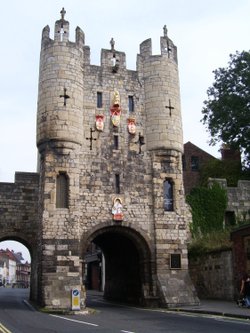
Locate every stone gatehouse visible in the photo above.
<box><xmin>0</xmin><ymin>9</ymin><xmax>198</xmax><ymax>310</ymax></box>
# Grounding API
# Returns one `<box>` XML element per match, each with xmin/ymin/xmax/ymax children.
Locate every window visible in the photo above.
<box><xmin>170</xmin><ymin>254</ymin><xmax>181</xmax><ymax>269</ymax></box>
<box><xmin>128</xmin><ymin>95</ymin><xmax>134</xmax><ymax>112</ymax></box>
<box><xmin>56</xmin><ymin>172</ymin><xmax>69</xmax><ymax>208</ymax></box>
<box><xmin>225</xmin><ymin>211</ymin><xmax>236</xmax><ymax>226</ymax></box>
<box><xmin>191</xmin><ymin>156</ymin><xmax>199</xmax><ymax>171</ymax></box>
<box><xmin>97</xmin><ymin>92</ymin><xmax>102</xmax><ymax>108</ymax></box>
<box><xmin>114</xmin><ymin>135</ymin><xmax>119</xmax><ymax>149</ymax></box>
<box><xmin>115</xmin><ymin>174</ymin><xmax>120</xmax><ymax>194</ymax></box>
<box><xmin>163</xmin><ymin>179</ymin><xmax>174</xmax><ymax>211</ymax></box>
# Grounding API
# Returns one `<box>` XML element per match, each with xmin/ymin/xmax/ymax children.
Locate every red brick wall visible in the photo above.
<box><xmin>231</xmin><ymin>225</ymin><xmax>250</xmax><ymax>291</ymax></box>
<box><xmin>183</xmin><ymin>142</ymin><xmax>216</xmax><ymax>194</ymax></box>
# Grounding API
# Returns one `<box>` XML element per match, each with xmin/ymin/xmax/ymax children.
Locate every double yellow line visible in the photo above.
<box><xmin>0</xmin><ymin>322</ymin><xmax>11</xmax><ymax>333</ymax></box>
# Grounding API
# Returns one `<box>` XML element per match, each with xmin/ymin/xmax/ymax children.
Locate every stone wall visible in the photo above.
<box><xmin>0</xmin><ymin>172</ymin><xmax>39</xmax><ymax>243</ymax></box>
<box><xmin>0</xmin><ymin>172</ymin><xmax>39</xmax><ymax>301</ymax></box>
<box><xmin>227</xmin><ymin>180</ymin><xmax>250</xmax><ymax>222</ymax></box>
<box><xmin>209</xmin><ymin>179</ymin><xmax>250</xmax><ymax>222</ymax></box>
<box><xmin>189</xmin><ymin>250</ymin><xmax>234</xmax><ymax>300</ymax></box>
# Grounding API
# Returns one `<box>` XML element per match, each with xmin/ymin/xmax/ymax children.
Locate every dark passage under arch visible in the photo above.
<box><xmin>84</xmin><ymin>226</ymin><xmax>153</xmax><ymax>306</ymax></box>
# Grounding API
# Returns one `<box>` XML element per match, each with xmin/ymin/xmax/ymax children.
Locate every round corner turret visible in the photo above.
<box><xmin>37</xmin><ymin>9</ymin><xmax>85</xmax><ymax>153</ymax></box>
<box><xmin>139</xmin><ymin>28</ymin><xmax>183</xmax><ymax>153</ymax></box>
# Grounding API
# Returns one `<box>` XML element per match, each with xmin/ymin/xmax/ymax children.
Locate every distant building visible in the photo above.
<box><xmin>16</xmin><ymin>261</ymin><xmax>30</xmax><ymax>288</ymax></box>
<box><xmin>183</xmin><ymin>142</ymin><xmax>243</xmax><ymax>194</ymax></box>
<box><xmin>183</xmin><ymin>141</ymin><xmax>216</xmax><ymax>194</ymax></box>
<box><xmin>0</xmin><ymin>249</ymin><xmax>30</xmax><ymax>287</ymax></box>
<box><xmin>0</xmin><ymin>257</ymin><xmax>7</xmax><ymax>285</ymax></box>
<box><xmin>0</xmin><ymin>249</ymin><xmax>17</xmax><ymax>284</ymax></box>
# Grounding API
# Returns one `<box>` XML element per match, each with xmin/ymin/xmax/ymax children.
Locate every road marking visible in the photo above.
<box><xmin>0</xmin><ymin>322</ymin><xmax>12</xmax><ymax>333</ymax></box>
<box><xmin>121</xmin><ymin>330</ymin><xmax>136</xmax><ymax>333</ymax></box>
<box><xmin>50</xmin><ymin>314</ymin><xmax>99</xmax><ymax>327</ymax></box>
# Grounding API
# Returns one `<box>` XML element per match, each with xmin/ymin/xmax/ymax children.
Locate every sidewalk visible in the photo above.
<box><xmin>87</xmin><ymin>291</ymin><xmax>250</xmax><ymax>320</ymax></box>
<box><xmin>173</xmin><ymin>299</ymin><xmax>250</xmax><ymax>320</ymax></box>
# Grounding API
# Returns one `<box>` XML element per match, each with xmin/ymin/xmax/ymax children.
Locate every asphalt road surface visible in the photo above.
<box><xmin>0</xmin><ymin>288</ymin><xmax>250</xmax><ymax>332</ymax></box>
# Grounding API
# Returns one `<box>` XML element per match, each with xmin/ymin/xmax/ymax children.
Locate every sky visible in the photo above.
<box><xmin>0</xmin><ymin>0</ymin><xmax>250</xmax><ymax>258</ymax></box>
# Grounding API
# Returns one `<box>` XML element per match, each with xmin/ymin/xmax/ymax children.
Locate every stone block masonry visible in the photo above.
<box><xmin>0</xmin><ymin>9</ymin><xmax>199</xmax><ymax>310</ymax></box>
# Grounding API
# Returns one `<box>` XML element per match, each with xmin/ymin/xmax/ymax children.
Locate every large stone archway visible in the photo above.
<box><xmin>82</xmin><ymin>225</ymin><xmax>158</xmax><ymax>306</ymax></box>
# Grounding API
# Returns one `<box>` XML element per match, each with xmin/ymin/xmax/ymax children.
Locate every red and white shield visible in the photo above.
<box><xmin>95</xmin><ymin>114</ymin><xmax>104</xmax><ymax>131</ymax></box>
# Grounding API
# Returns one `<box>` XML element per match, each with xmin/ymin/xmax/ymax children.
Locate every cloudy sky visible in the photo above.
<box><xmin>0</xmin><ymin>0</ymin><xmax>250</xmax><ymax>259</ymax></box>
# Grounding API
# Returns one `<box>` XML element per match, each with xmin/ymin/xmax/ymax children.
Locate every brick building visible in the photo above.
<box><xmin>183</xmin><ymin>141</ymin><xmax>216</xmax><ymax>194</ymax></box>
<box><xmin>0</xmin><ymin>249</ymin><xmax>30</xmax><ymax>287</ymax></box>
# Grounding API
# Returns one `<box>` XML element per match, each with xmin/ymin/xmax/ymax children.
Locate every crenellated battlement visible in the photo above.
<box><xmin>41</xmin><ymin>21</ymin><xmax>85</xmax><ymax>50</ymax></box>
<box><xmin>139</xmin><ymin>33</ymin><xmax>178</xmax><ymax>63</ymax></box>
<box><xmin>101</xmin><ymin>49</ymin><xmax>127</xmax><ymax>71</ymax></box>
<box><xmin>41</xmin><ymin>8</ymin><xmax>85</xmax><ymax>52</ymax></box>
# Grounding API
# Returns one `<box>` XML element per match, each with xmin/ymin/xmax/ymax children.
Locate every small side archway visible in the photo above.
<box><xmin>0</xmin><ymin>234</ymin><xmax>38</xmax><ymax>303</ymax></box>
<box><xmin>81</xmin><ymin>224</ymin><xmax>156</xmax><ymax>306</ymax></box>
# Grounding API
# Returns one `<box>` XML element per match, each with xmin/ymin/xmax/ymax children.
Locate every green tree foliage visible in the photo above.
<box><xmin>201</xmin><ymin>51</ymin><xmax>250</xmax><ymax>167</ymax></box>
<box><xmin>186</xmin><ymin>183</ymin><xmax>228</xmax><ymax>237</ymax></box>
<box><xmin>199</xmin><ymin>159</ymin><xmax>245</xmax><ymax>187</ymax></box>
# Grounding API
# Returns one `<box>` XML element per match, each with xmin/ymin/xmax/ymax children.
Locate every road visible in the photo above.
<box><xmin>0</xmin><ymin>288</ymin><xmax>250</xmax><ymax>332</ymax></box>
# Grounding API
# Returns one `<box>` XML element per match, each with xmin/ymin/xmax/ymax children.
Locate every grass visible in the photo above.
<box><xmin>188</xmin><ymin>229</ymin><xmax>233</xmax><ymax>258</ymax></box>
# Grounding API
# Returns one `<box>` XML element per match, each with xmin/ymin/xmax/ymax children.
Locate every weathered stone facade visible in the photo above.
<box><xmin>0</xmin><ymin>172</ymin><xmax>39</xmax><ymax>301</ymax></box>
<box><xmin>189</xmin><ymin>179</ymin><xmax>250</xmax><ymax>300</ymax></box>
<box><xmin>189</xmin><ymin>250</ymin><xmax>234</xmax><ymax>300</ymax></box>
<box><xmin>209</xmin><ymin>179</ymin><xmax>250</xmax><ymax>223</ymax></box>
<box><xmin>0</xmin><ymin>10</ymin><xmax>199</xmax><ymax>309</ymax></box>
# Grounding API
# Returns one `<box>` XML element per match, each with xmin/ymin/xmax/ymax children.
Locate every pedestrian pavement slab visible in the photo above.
<box><xmin>172</xmin><ymin>299</ymin><xmax>250</xmax><ymax>320</ymax></box>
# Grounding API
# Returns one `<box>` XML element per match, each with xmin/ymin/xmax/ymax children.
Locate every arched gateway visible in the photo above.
<box><xmin>0</xmin><ymin>9</ymin><xmax>198</xmax><ymax>310</ymax></box>
<box><xmin>82</xmin><ymin>224</ymin><xmax>155</xmax><ymax>305</ymax></box>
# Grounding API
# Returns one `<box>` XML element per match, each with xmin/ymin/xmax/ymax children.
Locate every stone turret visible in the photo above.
<box><xmin>36</xmin><ymin>8</ymin><xmax>88</xmax><ymax>153</ymax></box>
<box><xmin>36</xmin><ymin>9</ymin><xmax>87</xmax><ymax>310</ymax></box>
<box><xmin>137</xmin><ymin>27</ymin><xmax>198</xmax><ymax>306</ymax></box>
<box><xmin>137</xmin><ymin>27</ymin><xmax>183</xmax><ymax>153</ymax></box>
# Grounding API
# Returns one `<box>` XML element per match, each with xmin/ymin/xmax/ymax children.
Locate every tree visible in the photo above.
<box><xmin>199</xmin><ymin>158</ymin><xmax>247</xmax><ymax>187</ymax></box>
<box><xmin>201</xmin><ymin>51</ymin><xmax>250</xmax><ymax>167</ymax></box>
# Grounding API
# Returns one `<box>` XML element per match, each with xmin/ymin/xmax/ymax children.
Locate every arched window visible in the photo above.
<box><xmin>56</xmin><ymin>172</ymin><xmax>69</xmax><ymax>208</ymax></box>
<box><xmin>163</xmin><ymin>179</ymin><xmax>174</xmax><ymax>211</ymax></box>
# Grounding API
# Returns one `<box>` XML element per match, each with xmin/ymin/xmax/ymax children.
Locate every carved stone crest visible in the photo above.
<box><xmin>95</xmin><ymin>114</ymin><xmax>104</xmax><ymax>131</ymax></box>
<box><xmin>110</xmin><ymin>90</ymin><xmax>121</xmax><ymax>127</ymax></box>
<box><xmin>127</xmin><ymin>117</ymin><xmax>136</xmax><ymax>135</ymax></box>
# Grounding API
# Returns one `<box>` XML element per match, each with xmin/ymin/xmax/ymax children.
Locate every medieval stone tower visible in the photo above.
<box><xmin>36</xmin><ymin>9</ymin><xmax>198</xmax><ymax>309</ymax></box>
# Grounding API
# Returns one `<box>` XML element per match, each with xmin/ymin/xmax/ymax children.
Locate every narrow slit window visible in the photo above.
<box><xmin>56</xmin><ymin>172</ymin><xmax>69</xmax><ymax>208</ymax></box>
<box><xmin>114</xmin><ymin>135</ymin><xmax>119</xmax><ymax>149</ymax></box>
<box><xmin>115</xmin><ymin>174</ymin><xmax>120</xmax><ymax>194</ymax></box>
<box><xmin>163</xmin><ymin>179</ymin><xmax>174</xmax><ymax>211</ymax></box>
<box><xmin>97</xmin><ymin>92</ymin><xmax>103</xmax><ymax>108</ymax></box>
<box><xmin>128</xmin><ymin>95</ymin><xmax>134</xmax><ymax>112</ymax></box>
